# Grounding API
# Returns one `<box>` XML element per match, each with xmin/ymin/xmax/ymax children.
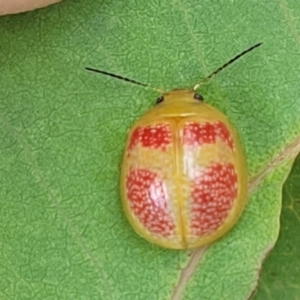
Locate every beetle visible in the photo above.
<box><xmin>86</xmin><ymin>42</ymin><xmax>262</xmax><ymax>249</ymax></box>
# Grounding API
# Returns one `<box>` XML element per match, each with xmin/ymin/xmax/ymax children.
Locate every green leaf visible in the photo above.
<box><xmin>0</xmin><ymin>1</ymin><xmax>299</xmax><ymax>299</ymax></box>
<box><xmin>254</xmin><ymin>153</ymin><xmax>300</xmax><ymax>300</ymax></box>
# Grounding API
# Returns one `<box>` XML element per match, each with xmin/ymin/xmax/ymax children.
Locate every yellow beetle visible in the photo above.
<box><xmin>86</xmin><ymin>42</ymin><xmax>262</xmax><ymax>249</ymax></box>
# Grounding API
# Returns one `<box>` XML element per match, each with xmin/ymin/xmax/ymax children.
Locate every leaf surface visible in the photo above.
<box><xmin>0</xmin><ymin>1</ymin><xmax>300</xmax><ymax>299</ymax></box>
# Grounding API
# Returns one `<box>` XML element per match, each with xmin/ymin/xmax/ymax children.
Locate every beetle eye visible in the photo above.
<box><xmin>156</xmin><ymin>95</ymin><xmax>164</xmax><ymax>104</ymax></box>
<box><xmin>194</xmin><ymin>93</ymin><xmax>204</xmax><ymax>101</ymax></box>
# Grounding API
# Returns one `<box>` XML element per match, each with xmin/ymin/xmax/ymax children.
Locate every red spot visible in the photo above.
<box><xmin>190</xmin><ymin>163</ymin><xmax>237</xmax><ymax>236</ymax></box>
<box><xmin>183</xmin><ymin>122</ymin><xmax>234</xmax><ymax>149</ymax></box>
<box><xmin>126</xmin><ymin>168</ymin><xmax>175</xmax><ymax>237</ymax></box>
<box><xmin>214</xmin><ymin>122</ymin><xmax>234</xmax><ymax>149</ymax></box>
<box><xmin>128</xmin><ymin>124</ymin><xmax>171</xmax><ymax>151</ymax></box>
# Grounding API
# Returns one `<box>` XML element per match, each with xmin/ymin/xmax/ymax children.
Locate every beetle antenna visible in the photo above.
<box><xmin>85</xmin><ymin>67</ymin><xmax>164</xmax><ymax>94</ymax></box>
<box><xmin>193</xmin><ymin>42</ymin><xmax>263</xmax><ymax>91</ymax></box>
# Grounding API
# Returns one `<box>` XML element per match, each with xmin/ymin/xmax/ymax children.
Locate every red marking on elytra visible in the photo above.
<box><xmin>183</xmin><ymin>122</ymin><xmax>234</xmax><ymax>149</ymax></box>
<box><xmin>190</xmin><ymin>163</ymin><xmax>237</xmax><ymax>236</ymax></box>
<box><xmin>126</xmin><ymin>168</ymin><xmax>175</xmax><ymax>237</ymax></box>
<box><xmin>128</xmin><ymin>124</ymin><xmax>172</xmax><ymax>151</ymax></box>
<box><xmin>214</xmin><ymin>122</ymin><xmax>234</xmax><ymax>149</ymax></box>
